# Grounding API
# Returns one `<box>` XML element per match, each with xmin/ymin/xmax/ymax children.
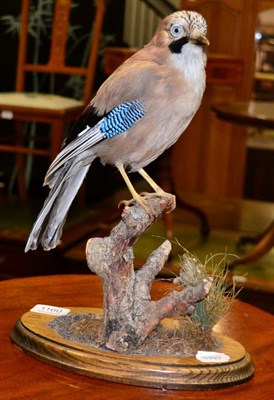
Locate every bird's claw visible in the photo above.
<box><xmin>140</xmin><ymin>191</ymin><xmax>176</xmax><ymax>213</ymax></box>
<box><xmin>164</xmin><ymin>193</ymin><xmax>176</xmax><ymax>213</ymax></box>
<box><xmin>118</xmin><ymin>195</ymin><xmax>152</xmax><ymax>213</ymax></box>
<box><xmin>165</xmin><ymin>196</ymin><xmax>176</xmax><ymax>213</ymax></box>
<box><xmin>118</xmin><ymin>199</ymin><xmax>135</xmax><ymax>211</ymax></box>
<box><xmin>118</xmin><ymin>192</ymin><xmax>176</xmax><ymax>214</ymax></box>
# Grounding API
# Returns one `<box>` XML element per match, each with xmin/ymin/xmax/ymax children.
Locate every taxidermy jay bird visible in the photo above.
<box><xmin>25</xmin><ymin>10</ymin><xmax>209</xmax><ymax>251</ymax></box>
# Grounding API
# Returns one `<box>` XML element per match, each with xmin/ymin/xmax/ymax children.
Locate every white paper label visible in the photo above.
<box><xmin>196</xmin><ymin>351</ymin><xmax>230</xmax><ymax>363</ymax></box>
<box><xmin>1</xmin><ymin>110</ymin><xmax>13</xmax><ymax>120</ymax></box>
<box><xmin>30</xmin><ymin>304</ymin><xmax>70</xmax><ymax>316</ymax></box>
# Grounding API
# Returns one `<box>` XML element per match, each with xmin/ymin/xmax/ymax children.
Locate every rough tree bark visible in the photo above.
<box><xmin>86</xmin><ymin>196</ymin><xmax>212</xmax><ymax>353</ymax></box>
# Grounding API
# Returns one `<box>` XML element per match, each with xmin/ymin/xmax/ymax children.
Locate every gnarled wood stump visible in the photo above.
<box><xmin>86</xmin><ymin>196</ymin><xmax>212</xmax><ymax>353</ymax></box>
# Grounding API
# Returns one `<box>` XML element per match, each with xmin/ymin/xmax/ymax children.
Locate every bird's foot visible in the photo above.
<box><xmin>118</xmin><ymin>191</ymin><xmax>176</xmax><ymax>213</ymax></box>
<box><xmin>118</xmin><ymin>190</ymin><xmax>176</xmax><ymax>213</ymax></box>
<box><xmin>140</xmin><ymin>191</ymin><xmax>176</xmax><ymax>213</ymax></box>
<box><xmin>118</xmin><ymin>195</ymin><xmax>149</xmax><ymax>212</ymax></box>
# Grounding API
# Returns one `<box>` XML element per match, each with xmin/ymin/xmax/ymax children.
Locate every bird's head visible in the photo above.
<box><xmin>150</xmin><ymin>10</ymin><xmax>209</xmax><ymax>53</ymax></box>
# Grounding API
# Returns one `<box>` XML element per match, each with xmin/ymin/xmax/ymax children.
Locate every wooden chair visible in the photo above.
<box><xmin>0</xmin><ymin>0</ymin><xmax>105</xmax><ymax>199</ymax></box>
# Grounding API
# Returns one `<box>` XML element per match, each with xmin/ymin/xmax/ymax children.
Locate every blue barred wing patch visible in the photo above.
<box><xmin>101</xmin><ymin>100</ymin><xmax>146</xmax><ymax>139</ymax></box>
<box><xmin>45</xmin><ymin>100</ymin><xmax>146</xmax><ymax>180</ymax></box>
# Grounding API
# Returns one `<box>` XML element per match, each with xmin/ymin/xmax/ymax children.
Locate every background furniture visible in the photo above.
<box><xmin>211</xmin><ymin>101</ymin><xmax>274</xmax><ymax>129</ymax></box>
<box><xmin>1</xmin><ymin>274</ymin><xmax>273</xmax><ymax>399</ymax></box>
<box><xmin>212</xmin><ymin>100</ymin><xmax>274</xmax><ymax>269</ymax></box>
<box><xmin>0</xmin><ymin>0</ymin><xmax>105</xmax><ymax>199</ymax></box>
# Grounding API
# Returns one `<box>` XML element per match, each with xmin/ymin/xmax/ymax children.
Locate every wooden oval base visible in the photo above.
<box><xmin>11</xmin><ymin>307</ymin><xmax>254</xmax><ymax>390</ymax></box>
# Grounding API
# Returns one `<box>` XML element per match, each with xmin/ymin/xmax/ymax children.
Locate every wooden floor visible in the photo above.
<box><xmin>0</xmin><ymin>190</ymin><xmax>273</xmax><ymax>313</ymax></box>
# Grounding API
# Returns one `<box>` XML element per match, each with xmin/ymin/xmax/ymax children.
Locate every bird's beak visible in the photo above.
<box><xmin>190</xmin><ymin>34</ymin><xmax>210</xmax><ymax>47</ymax></box>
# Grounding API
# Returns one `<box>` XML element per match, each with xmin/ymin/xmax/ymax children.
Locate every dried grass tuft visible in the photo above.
<box><xmin>174</xmin><ymin>247</ymin><xmax>241</xmax><ymax>331</ymax></box>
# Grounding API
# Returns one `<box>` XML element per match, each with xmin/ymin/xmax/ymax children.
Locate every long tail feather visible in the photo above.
<box><xmin>25</xmin><ymin>160</ymin><xmax>92</xmax><ymax>252</ymax></box>
<box><xmin>45</xmin><ymin>123</ymin><xmax>104</xmax><ymax>186</ymax></box>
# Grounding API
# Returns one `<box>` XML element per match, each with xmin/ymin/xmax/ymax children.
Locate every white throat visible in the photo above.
<box><xmin>171</xmin><ymin>44</ymin><xmax>207</xmax><ymax>95</ymax></box>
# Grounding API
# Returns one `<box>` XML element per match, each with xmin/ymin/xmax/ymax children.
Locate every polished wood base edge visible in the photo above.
<box><xmin>10</xmin><ymin>307</ymin><xmax>255</xmax><ymax>390</ymax></box>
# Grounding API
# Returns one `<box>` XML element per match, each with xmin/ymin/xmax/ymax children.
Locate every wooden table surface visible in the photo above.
<box><xmin>211</xmin><ymin>100</ymin><xmax>274</xmax><ymax>129</ymax></box>
<box><xmin>1</xmin><ymin>274</ymin><xmax>273</xmax><ymax>399</ymax></box>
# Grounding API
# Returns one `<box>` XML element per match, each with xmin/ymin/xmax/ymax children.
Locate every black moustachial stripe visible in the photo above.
<box><xmin>169</xmin><ymin>36</ymin><xmax>189</xmax><ymax>53</ymax></box>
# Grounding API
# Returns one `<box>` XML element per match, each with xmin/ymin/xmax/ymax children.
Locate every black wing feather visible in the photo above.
<box><xmin>64</xmin><ymin>105</ymin><xmax>105</xmax><ymax>146</ymax></box>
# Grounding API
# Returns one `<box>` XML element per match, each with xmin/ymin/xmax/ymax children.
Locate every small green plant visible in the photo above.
<box><xmin>175</xmin><ymin>250</ymin><xmax>241</xmax><ymax>332</ymax></box>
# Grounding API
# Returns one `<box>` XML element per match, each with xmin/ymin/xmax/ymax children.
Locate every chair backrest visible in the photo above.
<box><xmin>16</xmin><ymin>0</ymin><xmax>105</xmax><ymax>105</ymax></box>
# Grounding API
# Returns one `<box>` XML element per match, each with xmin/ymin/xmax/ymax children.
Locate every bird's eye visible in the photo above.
<box><xmin>170</xmin><ymin>24</ymin><xmax>183</xmax><ymax>37</ymax></box>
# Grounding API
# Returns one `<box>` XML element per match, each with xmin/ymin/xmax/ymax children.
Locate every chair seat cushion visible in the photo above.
<box><xmin>0</xmin><ymin>92</ymin><xmax>84</xmax><ymax>111</ymax></box>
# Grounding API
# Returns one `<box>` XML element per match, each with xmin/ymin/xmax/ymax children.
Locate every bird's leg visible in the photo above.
<box><xmin>116</xmin><ymin>164</ymin><xmax>149</xmax><ymax>210</ymax></box>
<box><xmin>116</xmin><ymin>165</ymin><xmax>175</xmax><ymax>213</ymax></box>
<box><xmin>138</xmin><ymin>168</ymin><xmax>176</xmax><ymax>212</ymax></box>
